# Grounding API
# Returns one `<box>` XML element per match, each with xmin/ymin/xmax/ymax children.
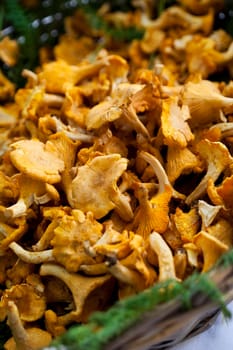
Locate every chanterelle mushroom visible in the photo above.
<box><xmin>51</xmin><ymin>210</ymin><xmax>103</xmax><ymax>272</ymax></box>
<box><xmin>186</xmin><ymin>139</ymin><xmax>233</xmax><ymax>205</ymax></box>
<box><xmin>149</xmin><ymin>231</ymin><xmax>177</xmax><ymax>282</ymax></box>
<box><xmin>181</xmin><ymin>80</ymin><xmax>233</xmax><ymax>127</ymax></box>
<box><xmin>9</xmin><ymin>139</ymin><xmax>64</xmax><ymax>184</ymax></box>
<box><xmin>0</xmin><ymin>283</ymin><xmax>46</xmax><ymax>323</ymax></box>
<box><xmin>161</xmin><ymin>96</ymin><xmax>194</xmax><ymax>148</ymax></box>
<box><xmin>4</xmin><ymin>174</ymin><xmax>59</xmax><ymax>218</ymax></box>
<box><xmin>40</xmin><ymin>263</ymin><xmax>115</xmax><ymax>325</ymax></box>
<box><xmin>193</xmin><ymin>231</ymin><xmax>228</xmax><ymax>272</ymax></box>
<box><xmin>0</xmin><ymin>36</ymin><xmax>19</xmax><ymax>66</ymax></box>
<box><xmin>4</xmin><ymin>301</ymin><xmax>52</xmax><ymax>350</ymax></box>
<box><xmin>70</xmin><ymin>153</ymin><xmax>133</xmax><ymax>220</ymax></box>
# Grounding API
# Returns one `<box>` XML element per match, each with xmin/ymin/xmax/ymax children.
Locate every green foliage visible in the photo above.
<box><xmin>84</xmin><ymin>5</ymin><xmax>144</xmax><ymax>41</ymax></box>
<box><xmin>0</xmin><ymin>0</ymin><xmax>144</xmax><ymax>87</ymax></box>
<box><xmin>2</xmin><ymin>0</ymin><xmax>39</xmax><ymax>86</ymax></box>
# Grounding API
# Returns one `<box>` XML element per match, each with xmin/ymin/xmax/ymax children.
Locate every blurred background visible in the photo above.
<box><xmin>0</xmin><ymin>0</ymin><xmax>232</xmax><ymax>87</ymax></box>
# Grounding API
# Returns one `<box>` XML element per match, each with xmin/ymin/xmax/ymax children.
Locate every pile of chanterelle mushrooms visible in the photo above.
<box><xmin>1</xmin><ymin>0</ymin><xmax>233</xmax><ymax>349</ymax></box>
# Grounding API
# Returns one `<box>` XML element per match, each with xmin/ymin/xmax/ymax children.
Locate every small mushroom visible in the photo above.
<box><xmin>0</xmin><ymin>216</ymin><xmax>28</xmax><ymax>254</ymax></box>
<box><xmin>161</xmin><ymin>96</ymin><xmax>194</xmax><ymax>148</ymax></box>
<box><xmin>51</xmin><ymin>210</ymin><xmax>103</xmax><ymax>272</ymax></box>
<box><xmin>149</xmin><ymin>6</ymin><xmax>213</xmax><ymax>34</ymax></box>
<box><xmin>0</xmin><ymin>36</ymin><xmax>19</xmax><ymax>66</ymax></box>
<box><xmin>149</xmin><ymin>231</ymin><xmax>177</xmax><ymax>282</ymax></box>
<box><xmin>166</xmin><ymin>146</ymin><xmax>202</xmax><ymax>184</ymax></box>
<box><xmin>198</xmin><ymin>199</ymin><xmax>222</xmax><ymax>229</ymax></box>
<box><xmin>130</xmin><ymin>182</ymin><xmax>172</xmax><ymax>238</ymax></box>
<box><xmin>193</xmin><ymin>231</ymin><xmax>228</xmax><ymax>272</ymax></box>
<box><xmin>181</xmin><ymin>80</ymin><xmax>233</xmax><ymax>127</ymax></box>
<box><xmin>207</xmin><ymin>175</ymin><xmax>233</xmax><ymax>210</ymax></box>
<box><xmin>206</xmin><ymin>218</ymin><xmax>233</xmax><ymax>248</ymax></box>
<box><xmin>4</xmin><ymin>301</ymin><xmax>52</xmax><ymax>350</ymax></box>
<box><xmin>1</xmin><ymin>283</ymin><xmax>46</xmax><ymax>323</ymax></box>
<box><xmin>37</xmin><ymin>57</ymin><xmax>111</xmax><ymax>94</ymax></box>
<box><xmin>70</xmin><ymin>153</ymin><xmax>133</xmax><ymax>220</ymax></box>
<box><xmin>9</xmin><ymin>139</ymin><xmax>65</xmax><ymax>184</ymax></box>
<box><xmin>186</xmin><ymin>139</ymin><xmax>233</xmax><ymax>205</ymax></box>
<box><xmin>173</xmin><ymin>207</ymin><xmax>200</xmax><ymax>243</ymax></box>
<box><xmin>40</xmin><ymin>263</ymin><xmax>114</xmax><ymax>325</ymax></box>
<box><xmin>4</xmin><ymin>174</ymin><xmax>59</xmax><ymax>218</ymax></box>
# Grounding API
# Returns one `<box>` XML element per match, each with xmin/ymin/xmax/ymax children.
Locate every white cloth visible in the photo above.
<box><xmin>170</xmin><ymin>301</ymin><xmax>233</xmax><ymax>350</ymax></box>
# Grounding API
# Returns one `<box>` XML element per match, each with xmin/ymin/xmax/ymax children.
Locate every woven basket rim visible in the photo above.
<box><xmin>104</xmin><ymin>262</ymin><xmax>233</xmax><ymax>350</ymax></box>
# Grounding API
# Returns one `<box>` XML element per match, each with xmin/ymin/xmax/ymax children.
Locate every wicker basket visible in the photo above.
<box><xmin>103</xmin><ymin>264</ymin><xmax>233</xmax><ymax>350</ymax></box>
<box><xmin>44</xmin><ymin>256</ymin><xmax>233</xmax><ymax>350</ymax></box>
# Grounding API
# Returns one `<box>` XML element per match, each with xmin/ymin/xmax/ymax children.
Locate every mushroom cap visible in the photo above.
<box><xmin>173</xmin><ymin>207</ymin><xmax>200</xmax><ymax>243</ymax></box>
<box><xmin>161</xmin><ymin>96</ymin><xmax>194</xmax><ymax>148</ymax></box>
<box><xmin>4</xmin><ymin>327</ymin><xmax>52</xmax><ymax>350</ymax></box>
<box><xmin>51</xmin><ymin>210</ymin><xmax>103</xmax><ymax>272</ymax></box>
<box><xmin>70</xmin><ymin>153</ymin><xmax>128</xmax><ymax>219</ymax></box>
<box><xmin>186</xmin><ymin>139</ymin><xmax>233</xmax><ymax>205</ymax></box>
<box><xmin>0</xmin><ymin>36</ymin><xmax>19</xmax><ymax>67</ymax></box>
<box><xmin>10</xmin><ymin>139</ymin><xmax>64</xmax><ymax>184</ymax></box>
<box><xmin>2</xmin><ymin>283</ymin><xmax>46</xmax><ymax>322</ymax></box>
<box><xmin>193</xmin><ymin>230</ymin><xmax>228</xmax><ymax>272</ymax></box>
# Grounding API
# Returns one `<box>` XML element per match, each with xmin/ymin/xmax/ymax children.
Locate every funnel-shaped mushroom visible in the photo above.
<box><xmin>1</xmin><ymin>283</ymin><xmax>46</xmax><ymax>323</ymax></box>
<box><xmin>4</xmin><ymin>301</ymin><xmax>51</xmax><ymax>350</ymax></box>
<box><xmin>193</xmin><ymin>231</ymin><xmax>228</xmax><ymax>272</ymax></box>
<box><xmin>70</xmin><ymin>153</ymin><xmax>132</xmax><ymax>220</ymax></box>
<box><xmin>186</xmin><ymin>139</ymin><xmax>233</xmax><ymax>205</ymax></box>
<box><xmin>130</xmin><ymin>182</ymin><xmax>172</xmax><ymax>238</ymax></box>
<box><xmin>182</xmin><ymin>80</ymin><xmax>233</xmax><ymax>127</ymax></box>
<box><xmin>149</xmin><ymin>231</ymin><xmax>177</xmax><ymax>282</ymax></box>
<box><xmin>4</xmin><ymin>174</ymin><xmax>59</xmax><ymax>218</ymax></box>
<box><xmin>161</xmin><ymin>97</ymin><xmax>194</xmax><ymax>148</ymax></box>
<box><xmin>198</xmin><ymin>199</ymin><xmax>222</xmax><ymax>229</ymax></box>
<box><xmin>166</xmin><ymin>146</ymin><xmax>201</xmax><ymax>184</ymax></box>
<box><xmin>0</xmin><ymin>216</ymin><xmax>28</xmax><ymax>253</ymax></box>
<box><xmin>206</xmin><ymin>218</ymin><xmax>233</xmax><ymax>248</ymax></box>
<box><xmin>207</xmin><ymin>175</ymin><xmax>233</xmax><ymax>210</ymax></box>
<box><xmin>173</xmin><ymin>207</ymin><xmax>200</xmax><ymax>243</ymax></box>
<box><xmin>37</xmin><ymin>57</ymin><xmax>110</xmax><ymax>94</ymax></box>
<box><xmin>40</xmin><ymin>263</ymin><xmax>114</xmax><ymax>325</ymax></box>
<box><xmin>9</xmin><ymin>139</ymin><xmax>64</xmax><ymax>184</ymax></box>
<box><xmin>51</xmin><ymin>210</ymin><xmax>103</xmax><ymax>272</ymax></box>
<box><xmin>149</xmin><ymin>6</ymin><xmax>213</xmax><ymax>34</ymax></box>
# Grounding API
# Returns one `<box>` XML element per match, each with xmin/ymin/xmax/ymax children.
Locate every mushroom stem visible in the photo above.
<box><xmin>22</xmin><ymin>69</ymin><xmax>38</xmax><ymax>85</ymax></box>
<box><xmin>43</xmin><ymin>93</ymin><xmax>64</xmax><ymax>107</ymax></box>
<box><xmin>6</xmin><ymin>301</ymin><xmax>31</xmax><ymax>350</ymax></box>
<box><xmin>149</xmin><ymin>231</ymin><xmax>177</xmax><ymax>282</ymax></box>
<box><xmin>210</xmin><ymin>122</ymin><xmax>233</xmax><ymax>138</ymax></box>
<box><xmin>139</xmin><ymin>151</ymin><xmax>170</xmax><ymax>193</ymax></box>
<box><xmin>9</xmin><ymin>242</ymin><xmax>54</xmax><ymax>264</ymax></box>
<box><xmin>4</xmin><ymin>198</ymin><xmax>31</xmax><ymax>218</ymax></box>
<box><xmin>106</xmin><ymin>259</ymin><xmax>144</xmax><ymax>291</ymax></box>
<box><xmin>122</xmin><ymin>103</ymin><xmax>150</xmax><ymax>138</ymax></box>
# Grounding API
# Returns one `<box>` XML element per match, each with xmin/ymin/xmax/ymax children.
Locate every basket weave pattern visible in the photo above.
<box><xmin>105</xmin><ymin>265</ymin><xmax>233</xmax><ymax>350</ymax></box>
